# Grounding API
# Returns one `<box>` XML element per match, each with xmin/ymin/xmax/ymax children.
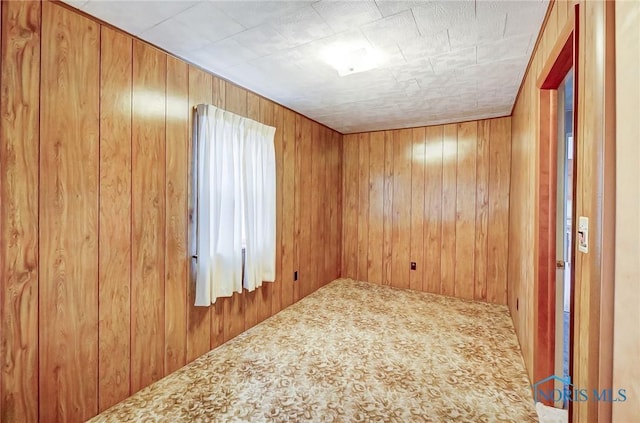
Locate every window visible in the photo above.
<box><xmin>191</xmin><ymin>104</ymin><xmax>276</xmax><ymax>306</ymax></box>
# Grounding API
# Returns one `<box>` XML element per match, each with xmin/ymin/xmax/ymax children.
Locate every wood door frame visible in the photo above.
<box><xmin>534</xmin><ymin>4</ymin><xmax>578</xmax><ymax>409</ymax></box>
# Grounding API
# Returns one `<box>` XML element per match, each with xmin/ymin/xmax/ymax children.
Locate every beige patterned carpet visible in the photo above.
<box><xmin>91</xmin><ymin>279</ymin><xmax>537</xmax><ymax>422</ymax></box>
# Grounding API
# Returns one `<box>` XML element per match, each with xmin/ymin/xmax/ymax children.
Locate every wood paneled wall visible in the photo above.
<box><xmin>0</xmin><ymin>2</ymin><xmax>342</xmax><ymax>421</ymax></box>
<box><xmin>613</xmin><ymin>0</ymin><xmax>640</xmax><ymax>419</ymax></box>
<box><xmin>509</xmin><ymin>1</ymin><xmax>616</xmax><ymax>421</ymax></box>
<box><xmin>342</xmin><ymin>118</ymin><xmax>511</xmax><ymax>304</ymax></box>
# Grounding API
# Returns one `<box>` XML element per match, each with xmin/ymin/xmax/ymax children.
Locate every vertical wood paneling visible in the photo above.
<box><xmin>367</xmin><ymin>132</ymin><xmax>385</xmax><ymax>284</ymax></box>
<box><xmin>2</xmin><ymin>2</ymin><xmax>353</xmax><ymax>417</ymax></box>
<box><xmin>342</xmin><ymin>135</ymin><xmax>358</xmax><ymax>279</ymax></box>
<box><xmin>293</xmin><ymin>114</ymin><xmax>303</xmax><ymax>301</ymax></box>
<box><xmin>281</xmin><ymin>108</ymin><xmax>296</xmax><ymax>308</ymax></box>
<box><xmin>343</xmin><ymin>120</ymin><xmax>509</xmax><ymax>303</ymax></box>
<box><xmin>186</xmin><ymin>65</ymin><xmax>212</xmax><ymax>361</ymax></box>
<box><xmin>357</xmin><ymin>133</ymin><xmax>370</xmax><ymax>281</ymax></box>
<box><xmin>318</xmin><ymin>126</ymin><xmax>330</xmax><ymax>286</ymax></box>
<box><xmin>423</xmin><ymin>126</ymin><xmax>443</xmax><ymax>295</ymax></box>
<box><xmin>391</xmin><ymin>129</ymin><xmax>412</xmax><ymax>289</ymax></box>
<box><xmin>487</xmin><ymin>118</ymin><xmax>511</xmax><ymax>304</ymax></box>
<box><xmin>272</xmin><ymin>103</ymin><xmax>284</xmax><ymax>311</ymax></box>
<box><xmin>98</xmin><ymin>26</ymin><xmax>132</xmax><ymax>411</ymax></box>
<box><xmin>298</xmin><ymin>117</ymin><xmax>313</xmax><ymax>297</ymax></box>
<box><xmin>474</xmin><ymin>120</ymin><xmax>490</xmax><ymax>302</ymax></box>
<box><xmin>39</xmin><ymin>3</ymin><xmax>100</xmax><ymax>420</ymax></box>
<box><xmin>223</xmin><ymin>82</ymin><xmax>246</xmax><ymax>341</ymax></box>
<box><xmin>613</xmin><ymin>1</ymin><xmax>640</xmax><ymax>419</ymax></box>
<box><xmin>330</xmin><ymin>131</ymin><xmax>343</xmax><ymax>281</ymax></box>
<box><xmin>0</xmin><ymin>2</ymin><xmax>40</xmax><ymax>421</ymax></box>
<box><xmin>308</xmin><ymin>122</ymin><xmax>320</xmax><ymax>290</ymax></box>
<box><xmin>165</xmin><ymin>55</ymin><xmax>189</xmax><ymax>373</ymax></box>
<box><xmin>440</xmin><ymin>124</ymin><xmax>458</xmax><ymax>297</ymax></box>
<box><xmin>131</xmin><ymin>40</ymin><xmax>166</xmax><ymax>393</ymax></box>
<box><xmin>410</xmin><ymin>128</ymin><xmax>426</xmax><ymax>291</ymax></box>
<box><xmin>382</xmin><ymin>131</ymin><xmax>394</xmax><ymax>286</ymax></box>
<box><xmin>454</xmin><ymin>122</ymin><xmax>477</xmax><ymax>300</ymax></box>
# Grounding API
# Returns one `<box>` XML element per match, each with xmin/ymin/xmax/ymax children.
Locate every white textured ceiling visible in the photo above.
<box><xmin>64</xmin><ymin>0</ymin><xmax>549</xmax><ymax>133</ymax></box>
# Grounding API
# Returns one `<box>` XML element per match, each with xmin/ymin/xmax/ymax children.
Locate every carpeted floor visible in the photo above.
<box><xmin>91</xmin><ymin>279</ymin><xmax>538</xmax><ymax>422</ymax></box>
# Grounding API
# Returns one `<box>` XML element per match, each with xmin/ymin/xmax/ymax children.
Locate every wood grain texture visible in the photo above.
<box><xmin>454</xmin><ymin>121</ymin><xmax>477</xmax><ymax>300</ymax></box>
<box><xmin>367</xmin><ymin>132</ymin><xmax>385</xmax><ymax>284</ymax></box>
<box><xmin>410</xmin><ymin>128</ymin><xmax>426</xmax><ymax>291</ymax></box>
<box><xmin>297</xmin><ymin>117</ymin><xmax>313</xmax><ymax>298</ymax></box>
<box><xmin>342</xmin><ymin>120</ymin><xmax>510</xmax><ymax>304</ymax></box>
<box><xmin>98</xmin><ymin>26</ymin><xmax>132</xmax><ymax>412</ymax></box>
<box><xmin>39</xmin><ymin>3</ymin><xmax>100</xmax><ymax>420</ymax></box>
<box><xmin>474</xmin><ymin>120</ymin><xmax>490</xmax><ymax>302</ymax></box>
<box><xmin>509</xmin><ymin>5</ymin><xmax>618</xmax><ymax>420</ymax></box>
<box><xmin>0</xmin><ymin>2</ymin><xmax>40</xmax><ymax>421</ymax></box>
<box><xmin>440</xmin><ymin>124</ymin><xmax>458</xmax><ymax>297</ymax></box>
<box><xmin>131</xmin><ymin>40</ymin><xmax>166</xmax><ymax>393</ymax></box>
<box><xmin>165</xmin><ymin>55</ymin><xmax>189</xmax><ymax>374</ymax></box>
<box><xmin>356</xmin><ymin>133</ymin><xmax>370</xmax><ymax>282</ymax></box>
<box><xmin>281</xmin><ymin>108</ymin><xmax>296</xmax><ymax>309</ymax></box>
<box><xmin>320</xmin><ymin>126</ymin><xmax>331</xmax><ymax>286</ymax></box>
<box><xmin>613</xmin><ymin>1</ymin><xmax>640</xmax><ymax>419</ymax></box>
<box><xmin>382</xmin><ymin>131</ymin><xmax>394</xmax><ymax>286</ymax></box>
<box><xmin>341</xmin><ymin>134</ymin><xmax>358</xmax><ymax>279</ymax></box>
<box><xmin>423</xmin><ymin>126</ymin><xmax>443</xmax><ymax>295</ymax></box>
<box><xmin>1</xmin><ymin>2</ymin><xmax>351</xmax><ymax>418</ymax></box>
<box><xmin>487</xmin><ymin>118</ymin><xmax>511</xmax><ymax>304</ymax></box>
<box><xmin>186</xmin><ymin>65</ymin><xmax>212</xmax><ymax>361</ymax></box>
<box><xmin>293</xmin><ymin>114</ymin><xmax>303</xmax><ymax>301</ymax></box>
<box><xmin>391</xmin><ymin>129</ymin><xmax>412</xmax><ymax>290</ymax></box>
<box><xmin>331</xmin><ymin>131</ymin><xmax>343</xmax><ymax>281</ymax></box>
<box><xmin>309</xmin><ymin>123</ymin><xmax>320</xmax><ymax>291</ymax></box>
<box><xmin>271</xmin><ymin>102</ymin><xmax>283</xmax><ymax>313</ymax></box>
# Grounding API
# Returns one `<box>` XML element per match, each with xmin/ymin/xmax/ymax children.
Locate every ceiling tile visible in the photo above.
<box><xmin>173</xmin><ymin>2</ymin><xmax>245</xmax><ymax>44</ymax></box>
<box><xmin>190</xmin><ymin>38</ymin><xmax>259</xmax><ymax>71</ymax></box>
<box><xmin>271</xmin><ymin>5</ymin><xmax>334</xmax><ymax>46</ymax></box>
<box><xmin>313</xmin><ymin>1</ymin><xmax>382</xmax><ymax>33</ymax></box>
<box><xmin>361</xmin><ymin>10</ymin><xmax>420</xmax><ymax>48</ymax></box>
<box><xmin>390</xmin><ymin>57</ymin><xmax>435</xmax><ymax>83</ymax></box>
<box><xmin>430</xmin><ymin>47</ymin><xmax>476</xmax><ymax>74</ymax></box>
<box><xmin>140</xmin><ymin>19</ymin><xmax>210</xmax><ymax>54</ymax></box>
<box><xmin>477</xmin><ymin>34</ymin><xmax>532</xmax><ymax>64</ymax></box>
<box><xmin>211</xmin><ymin>1</ymin><xmax>313</xmax><ymax>28</ymax></box>
<box><xmin>80</xmin><ymin>0</ymin><xmax>197</xmax><ymax>34</ymax></box>
<box><xmin>231</xmin><ymin>24</ymin><xmax>292</xmax><ymax>58</ymax></box>
<box><xmin>374</xmin><ymin>0</ymin><xmax>426</xmax><ymax>18</ymax></box>
<box><xmin>505</xmin><ymin>1</ymin><xmax>548</xmax><ymax>37</ymax></box>
<box><xmin>397</xmin><ymin>31</ymin><xmax>451</xmax><ymax>62</ymax></box>
<box><xmin>447</xmin><ymin>13</ymin><xmax>505</xmax><ymax>50</ymax></box>
<box><xmin>412</xmin><ymin>1</ymin><xmax>474</xmax><ymax>36</ymax></box>
<box><xmin>65</xmin><ymin>0</ymin><xmax>550</xmax><ymax>133</ymax></box>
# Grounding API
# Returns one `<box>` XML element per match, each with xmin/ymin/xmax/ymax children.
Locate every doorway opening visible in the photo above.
<box><xmin>554</xmin><ymin>70</ymin><xmax>573</xmax><ymax>409</ymax></box>
<box><xmin>534</xmin><ymin>5</ymin><xmax>577</xmax><ymax>417</ymax></box>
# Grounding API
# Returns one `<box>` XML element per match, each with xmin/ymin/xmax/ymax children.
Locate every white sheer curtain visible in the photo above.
<box><xmin>193</xmin><ymin>104</ymin><xmax>276</xmax><ymax>306</ymax></box>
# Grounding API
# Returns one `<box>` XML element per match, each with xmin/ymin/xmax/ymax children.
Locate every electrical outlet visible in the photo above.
<box><xmin>410</xmin><ymin>262</ymin><xmax>417</xmax><ymax>270</ymax></box>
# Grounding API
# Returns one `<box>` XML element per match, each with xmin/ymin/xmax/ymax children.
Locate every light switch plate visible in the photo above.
<box><xmin>578</xmin><ymin>216</ymin><xmax>588</xmax><ymax>253</ymax></box>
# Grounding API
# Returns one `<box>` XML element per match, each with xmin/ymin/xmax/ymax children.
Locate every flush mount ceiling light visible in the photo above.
<box><xmin>322</xmin><ymin>42</ymin><xmax>386</xmax><ymax>77</ymax></box>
